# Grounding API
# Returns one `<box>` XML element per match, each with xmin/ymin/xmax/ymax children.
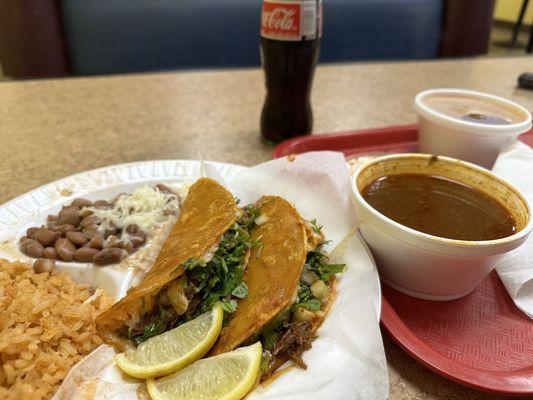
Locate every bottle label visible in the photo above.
<box><xmin>261</xmin><ymin>0</ymin><xmax>322</xmax><ymax>41</ymax></box>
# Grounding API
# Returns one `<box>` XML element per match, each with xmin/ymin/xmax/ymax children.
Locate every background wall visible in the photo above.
<box><xmin>494</xmin><ymin>0</ymin><xmax>533</xmax><ymax>23</ymax></box>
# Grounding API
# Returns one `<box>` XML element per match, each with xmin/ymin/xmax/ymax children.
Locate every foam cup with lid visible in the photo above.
<box><xmin>414</xmin><ymin>88</ymin><xmax>532</xmax><ymax>169</ymax></box>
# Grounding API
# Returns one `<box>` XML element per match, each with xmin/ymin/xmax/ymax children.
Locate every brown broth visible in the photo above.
<box><xmin>461</xmin><ymin>112</ymin><xmax>512</xmax><ymax>125</ymax></box>
<box><xmin>361</xmin><ymin>173</ymin><xmax>516</xmax><ymax>241</ymax></box>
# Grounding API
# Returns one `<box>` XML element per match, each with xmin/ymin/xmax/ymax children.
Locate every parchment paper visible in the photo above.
<box><xmin>493</xmin><ymin>141</ymin><xmax>533</xmax><ymax>319</ymax></box>
<box><xmin>54</xmin><ymin>152</ymin><xmax>389</xmax><ymax>400</ymax></box>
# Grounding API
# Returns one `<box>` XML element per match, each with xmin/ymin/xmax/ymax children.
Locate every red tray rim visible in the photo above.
<box><xmin>273</xmin><ymin>124</ymin><xmax>533</xmax><ymax>396</ymax></box>
<box><xmin>272</xmin><ymin>124</ymin><xmax>419</xmax><ymax>159</ymax></box>
<box><xmin>381</xmin><ymin>293</ymin><xmax>533</xmax><ymax>396</ymax></box>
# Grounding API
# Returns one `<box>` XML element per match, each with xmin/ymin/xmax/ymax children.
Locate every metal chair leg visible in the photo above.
<box><xmin>527</xmin><ymin>19</ymin><xmax>533</xmax><ymax>53</ymax></box>
<box><xmin>512</xmin><ymin>0</ymin><xmax>530</xmax><ymax>46</ymax></box>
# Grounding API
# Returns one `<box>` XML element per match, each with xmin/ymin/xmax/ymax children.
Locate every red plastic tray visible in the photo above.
<box><xmin>273</xmin><ymin>125</ymin><xmax>533</xmax><ymax>396</ymax></box>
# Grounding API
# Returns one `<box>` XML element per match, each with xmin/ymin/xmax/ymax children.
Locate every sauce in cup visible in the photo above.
<box><xmin>361</xmin><ymin>173</ymin><xmax>516</xmax><ymax>241</ymax></box>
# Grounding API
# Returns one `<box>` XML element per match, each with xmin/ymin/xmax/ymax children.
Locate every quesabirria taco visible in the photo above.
<box><xmin>96</xmin><ymin>178</ymin><xmax>259</xmax><ymax>350</ymax></box>
<box><xmin>211</xmin><ymin>195</ymin><xmax>344</xmax><ymax>379</ymax></box>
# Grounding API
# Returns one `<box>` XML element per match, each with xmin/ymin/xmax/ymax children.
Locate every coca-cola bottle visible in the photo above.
<box><xmin>260</xmin><ymin>0</ymin><xmax>322</xmax><ymax>143</ymax></box>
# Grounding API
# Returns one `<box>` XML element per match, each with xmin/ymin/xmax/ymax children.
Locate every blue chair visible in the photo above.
<box><xmin>61</xmin><ymin>0</ymin><xmax>442</xmax><ymax>75</ymax></box>
<box><xmin>321</xmin><ymin>0</ymin><xmax>442</xmax><ymax>61</ymax></box>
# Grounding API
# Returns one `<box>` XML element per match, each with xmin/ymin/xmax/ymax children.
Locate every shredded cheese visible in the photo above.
<box><xmin>84</xmin><ymin>186</ymin><xmax>180</xmax><ymax>232</ymax></box>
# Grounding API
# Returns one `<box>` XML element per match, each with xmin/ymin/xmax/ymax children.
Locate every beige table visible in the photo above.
<box><xmin>1</xmin><ymin>56</ymin><xmax>532</xmax><ymax>399</ymax></box>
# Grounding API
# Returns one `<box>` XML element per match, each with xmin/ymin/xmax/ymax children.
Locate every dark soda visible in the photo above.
<box><xmin>260</xmin><ymin>0</ymin><xmax>322</xmax><ymax>143</ymax></box>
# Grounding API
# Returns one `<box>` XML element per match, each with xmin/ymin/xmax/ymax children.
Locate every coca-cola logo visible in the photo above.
<box><xmin>262</xmin><ymin>8</ymin><xmax>297</xmax><ymax>32</ymax></box>
<box><xmin>261</xmin><ymin>1</ymin><xmax>302</xmax><ymax>40</ymax></box>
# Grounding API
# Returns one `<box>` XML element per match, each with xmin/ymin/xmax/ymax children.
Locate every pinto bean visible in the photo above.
<box><xmin>80</xmin><ymin>214</ymin><xmax>98</xmax><ymax>228</ymax></box>
<box><xmin>130</xmin><ymin>236</ymin><xmax>146</xmax><ymax>248</ymax></box>
<box><xmin>102</xmin><ymin>224</ymin><xmax>117</xmax><ymax>239</ymax></box>
<box><xmin>55</xmin><ymin>224</ymin><xmax>76</xmax><ymax>235</ymax></box>
<box><xmin>79</xmin><ymin>208</ymin><xmax>94</xmax><ymax>218</ymax></box>
<box><xmin>118</xmin><ymin>240</ymin><xmax>134</xmax><ymax>254</ymax></box>
<box><xmin>94</xmin><ymin>200</ymin><xmax>112</xmax><ymax>209</ymax></box>
<box><xmin>34</xmin><ymin>228</ymin><xmax>61</xmax><ymax>247</ymax></box>
<box><xmin>125</xmin><ymin>224</ymin><xmax>141</xmax><ymax>235</ymax></box>
<box><xmin>43</xmin><ymin>247</ymin><xmax>57</xmax><ymax>259</ymax></box>
<box><xmin>55</xmin><ymin>238</ymin><xmax>76</xmax><ymax>262</ymax></box>
<box><xmin>163</xmin><ymin>208</ymin><xmax>177</xmax><ymax>216</ymax></box>
<box><xmin>57</xmin><ymin>213</ymin><xmax>80</xmax><ymax>227</ymax></box>
<box><xmin>74</xmin><ymin>247</ymin><xmax>99</xmax><ymax>262</ymax></box>
<box><xmin>130</xmin><ymin>233</ymin><xmax>146</xmax><ymax>248</ymax></box>
<box><xmin>26</xmin><ymin>227</ymin><xmax>39</xmax><ymax>239</ymax></box>
<box><xmin>93</xmin><ymin>248</ymin><xmax>127</xmax><ymax>266</ymax></box>
<box><xmin>63</xmin><ymin>204</ymin><xmax>80</xmax><ymax>212</ymax></box>
<box><xmin>66</xmin><ymin>231</ymin><xmax>88</xmax><ymax>246</ymax></box>
<box><xmin>82</xmin><ymin>225</ymin><xmax>99</xmax><ymax>238</ymax></box>
<box><xmin>46</xmin><ymin>221</ymin><xmax>57</xmax><ymax>230</ymax></box>
<box><xmin>20</xmin><ymin>237</ymin><xmax>44</xmax><ymax>258</ymax></box>
<box><xmin>87</xmin><ymin>234</ymin><xmax>104</xmax><ymax>249</ymax></box>
<box><xmin>104</xmin><ymin>235</ymin><xmax>121</xmax><ymax>249</ymax></box>
<box><xmin>57</xmin><ymin>205</ymin><xmax>81</xmax><ymax>226</ymax></box>
<box><xmin>33</xmin><ymin>258</ymin><xmax>56</xmax><ymax>274</ymax></box>
<box><xmin>155</xmin><ymin>183</ymin><xmax>176</xmax><ymax>195</ymax></box>
<box><xmin>71</xmin><ymin>198</ymin><xmax>93</xmax><ymax>208</ymax></box>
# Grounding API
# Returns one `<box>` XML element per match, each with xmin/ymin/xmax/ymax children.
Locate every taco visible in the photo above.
<box><xmin>96</xmin><ymin>178</ymin><xmax>260</xmax><ymax>350</ymax></box>
<box><xmin>210</xmin><ymin>196</ymin><xmax>344</xmax><ymax>379</ymax></box>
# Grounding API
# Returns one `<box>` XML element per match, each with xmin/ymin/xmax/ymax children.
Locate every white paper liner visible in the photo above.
<box><xmin>54</xmin><ymin>151</ymin><xmax>388</xmax><ymax>400</ymax></box>
<box><xmin>493</xmin><ymin>141</ymin><xmax>533</xmax><ymax>319</ymax></box>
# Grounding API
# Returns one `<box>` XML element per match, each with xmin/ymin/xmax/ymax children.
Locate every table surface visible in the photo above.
<box><xmin>1</xmin><ymin>56</ymin><xmax>532</xmax><ymax>399</ymax></box>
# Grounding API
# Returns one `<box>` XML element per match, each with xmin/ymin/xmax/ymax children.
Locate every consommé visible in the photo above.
<box><xmin>361</xmin><ymin>173</ymin><xmax>516</xmax><ymax>241</ymax></box>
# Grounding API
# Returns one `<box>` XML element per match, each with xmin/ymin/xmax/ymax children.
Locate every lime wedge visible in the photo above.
<box><xmin>115</xmin><ymin>304</ymin><xmax>223</xmax><ymax>379</ymax></box>
<box><xmin>147</xmin><ymin>342</ymin><xmax>262</xmax><ymax>400</ymax></box>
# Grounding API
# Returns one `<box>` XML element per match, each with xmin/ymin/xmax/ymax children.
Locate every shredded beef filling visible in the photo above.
<box><xmin>264</xmin><ymin>320</ymin><xmax>316</xmax><ymax>377</ymax></box>
<box><xmin>126</xmin><ymin>305</ymin><xmax>178</xmax><ymax>344</ymax></box>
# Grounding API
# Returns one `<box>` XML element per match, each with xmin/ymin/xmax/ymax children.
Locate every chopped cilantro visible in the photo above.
<box><xmin>296</xmin><ymin>298</ymin><xmax>321</xmax><ymax>311</ymax></box>
<box><xmin>310</xmin><ymin>219</ymin><xmax>323</xmax><ymax>235</ymax></box>
<box><xmin>262</xmin><ymin>330</ymin><xmax>279</xmax><ymax>352</ymax></box>
<box><xmin>293</xmin><ymin>285</ymin><xmax>322</xmax><ymax>311</ymax></box>
<box><xmin>181</xmin><ymin>205</ymin><xmax>260</xmax><ymax>318</ymax></box>
<box><xmin>306</xmin><ymin>241</ymin><xmax>345</xmax><ymax>281</ymax></box>
<box><xmin>260</xmin><ymin>350</ymin><xmax>273</xmax><ymax>375</ymax></box>
<box><xmin>296</xmin><ymin>285</ymin><xmax>313</xmax><ymax>302</ymax></box>
<box><xmin>180</xmin><ymin>257</ymin><xmax>206</xmax><ymax>271</ymax></box>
